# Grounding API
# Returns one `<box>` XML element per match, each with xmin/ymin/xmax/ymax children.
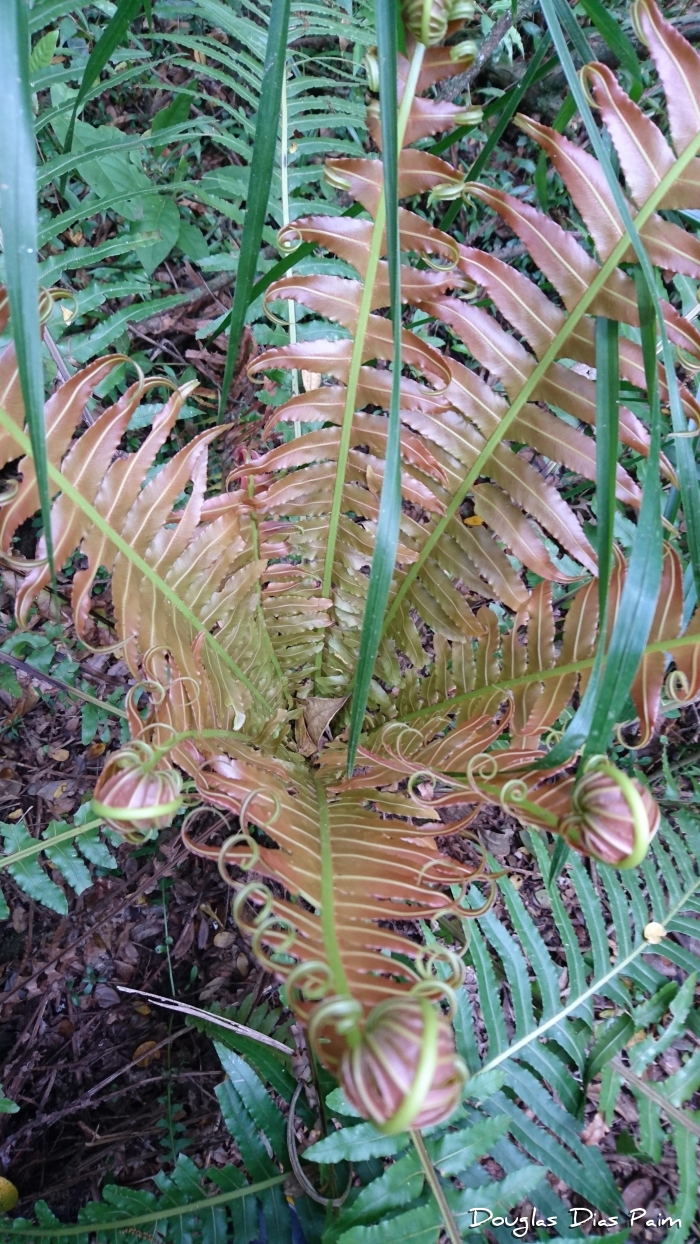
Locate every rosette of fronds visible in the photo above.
<box><xmin>4</xmin><ymin>0</ymin><xmax>700</xmax><ymax>1131</ymax></box>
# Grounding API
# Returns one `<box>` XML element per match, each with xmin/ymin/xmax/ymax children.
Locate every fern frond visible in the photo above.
<box><xmin>0</xmin><ymin>814</ymin><xmax>114</xmax><ymax>917</ymax></box>
<box><xmin>449</xmin><ymin>818</ymin><xmax>700</xmax><ymax>1225</ymax></box>
<box><xmin>5</xmin><ymin>0</ymin><xmax>700</xmax><ymax>1140</ymax></box>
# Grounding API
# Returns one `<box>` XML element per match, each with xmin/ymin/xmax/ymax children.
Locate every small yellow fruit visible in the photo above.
<box><xmin>0</xmin><ymin>1177</ymin><xmax>19</xmax><ymax>1212</ymax></box>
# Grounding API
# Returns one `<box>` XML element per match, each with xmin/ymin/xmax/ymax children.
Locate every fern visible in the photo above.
<box><xmin>0</xmin><ymin>809</ymin><xmax>116</xmax><ymax>918</ymax></box>
<box><xmin>3</xmin><ymin>0</ymin><xmax>700</xmax><ymax>1150</ymax></box>
<box><xmin>13</xmin><ymin>810</ymin><xmax>695</xmax><ymax>1244</ymax></box>
<box><xmin>450</xmin><ymin>816</ymin><xmax>700</xmax><ymax>1237</ymax></box>
<box><xmin>0</xmin><ymin>1158</ymin><xmax>286</xmax><ymax>1243</ymax></box>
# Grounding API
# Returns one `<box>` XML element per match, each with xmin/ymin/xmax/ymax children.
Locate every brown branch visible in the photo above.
<box><xmin>126</xmin><ymin>271</ymin><xmax>233</xmax><ymax>338</ymax></box>
<box><xmin>437</xmin><ymin>1</ymin><xmax>536</xmax><ymax>101</ymax></box>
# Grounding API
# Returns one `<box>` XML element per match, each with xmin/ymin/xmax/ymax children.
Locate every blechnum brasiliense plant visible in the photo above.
<box><xmin>2</xmin><ymin>0</ymin><xmax>700</xmax><ymax>1135</ymax></box>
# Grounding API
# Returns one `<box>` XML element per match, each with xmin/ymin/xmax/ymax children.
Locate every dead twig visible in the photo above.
<box><xmin>117</xmin><ymin>985</ymin><xmax>294</xmax><ymax>1055</ymax></box>
<box><xmin>438</xmin><ymin>1</ymin><xmax>536</xmax><ymax>100</ymax></box>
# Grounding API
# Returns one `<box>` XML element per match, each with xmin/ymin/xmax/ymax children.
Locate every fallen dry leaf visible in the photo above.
<box><xmin>132</xmin><ymin>1040</ymin><xmax>160</xmax><ymax>1067</ymax></box>
<box><xmin>581</xmin><ymin>1112</ymin><xmax>609</xmax><ymax>1146</ymax></box>
<box><xmin>48</xmin><ymin>747</ymin><xmax>70</xmax><ymax>762</ymax></box>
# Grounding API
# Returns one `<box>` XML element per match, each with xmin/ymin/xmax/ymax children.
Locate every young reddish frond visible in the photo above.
<box><xmin>4</xmin><ymin>0</ymin><xmax>700</xmax><ymax>1133</ymax></box>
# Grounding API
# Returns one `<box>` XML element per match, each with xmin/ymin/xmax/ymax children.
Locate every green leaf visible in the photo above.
<box><xmin>0</xmin><ymin>663</ymin><xmax>22</xmax><ymax>698</ymax></box>
<box><xmin>1</xmin><ymin>1174</ymin><xmax>287</xmax><ymax>1237</ymax></box>
<box><xmin>0</xmin><ymin>1083</ymin><xmax>19</xmax><ymax>1115</ymax></box>
<box><xmin>177</xmin><ymin>219</ymin><xmax>209</xmax><ymax>261</ymax></box>
<box><xmin>216</xmin><ymin>1075</ymin><xmax>277</xmax><ymax>1183</ymax></box>
<box><xmin>670</xmin><ymin>1124</ymin><xmax>698</xmax><ymax>1243</ymax></box>
<box><xmin>449</xmin><ymin>1164</ymin><xmax>546</xmax><ymax>1226</ymax></box>
<box><xmin>152</xmin><ymin>88</ymin><xmax>194</xmax><ymax>156</ymax></box>
<box><xmin>535</xmin><ymin>93</ymin><xmax>577</xmax><ymax>211</ymax></box>
<box><xmin>548</xmin><ymin>836</ymin><xmax>571</xmax><ymax>886</ymax></box>
<box><xmin>584</xmin><ymin>279</ymin><xmax>663</xmax><ymax>752</ymax></box>
<box><xmin>599</xmin><ymin>1063</ymin><xmax>622</xmax><ymax>1125</ymax></box>
<box><xmin>75</xmin><ymin>826</ymin><xmax>116</xmax><ymax>870</ymax></box>
<box><xmin>0</xmin><ymin>0</ymin><xmax>55</xmax><ymax>577</ymax></box>
<box><xmin>342</xmin><ymin>1151</ymin><xmax>424</xmax><ymax>1225</ymax></box>
<box><xmin>438</xmin><ymin>37</ymin><xmax>554</xmax><ymax>231</ymax></box>
<box><xmin>214</xmin><ymin>1043</ymin><xmax>287</xmax><ymax>1166</ymax></box>
<box><xmin>585</xmin><ymin>1014</ymin><xmax>635</xmax><ymax>1084</ymax></box>
<box><xmin>337</xmin><ymin>1201</ymin><xmax>441</xmax><ymax>1244</ymax></box>
<box><xmin>541</xmin><ymin>0</ymin><xmax>700</xmax><ymax>603</ymax></box>
<box><xmin>129</xmin><ymin>196</ymin><xmax>181</xmax><ymax>274</ymax></box>
<box><xmin>539</xmin><ymin>316</ymin><xmax>620</xmax><ymax>764</ymax></box>
<box><xmin>326</xmin><ymin>1087</ymin><xmax>363</xmax><ymax>1117</ymax></box>
<box><xmin>305</xmin><ymin>1122</ymin><xmax>410</xmax><ymax>1164</ymax></box>
<box><xmin>1</xmin><ymin>821</ymin><xmax>67</xmax><ymax>914</ymax></box>
<box><xmin>69</xmin><ymin>292</ymin><xmax>189</xmax><ymax>364</ymax></box>
<box><xmin>41</xmin><ymin>820</ymin><xmax>93</xmax><ymax>897</ymax></box>
<box><xmin>218</xmin><ymin>0</ymin><xmax>291</xmax><ymax>417</ymax></box>
<box><xmin>427</xmin><ymin>1115</ymin><xmax>509</xmax><ymax>1176</ymax></box>
<box><xmin>29</xmin><ymin>29</ymin><xmax>59</xmax><ymax>76</ymax></box>
<box><xmin>463</xmin><ymin>1067</ymin><xmax>506</xmax><ymax>1102</ymax></box>
<box><xmin>60</xmin><ymin>0</ymin><xmax>145</xmax><ymax>184</ymax></box>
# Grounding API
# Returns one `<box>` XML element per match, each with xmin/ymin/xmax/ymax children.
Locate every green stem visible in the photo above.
<box><xmin>0</xmin><ymin>817</ymin><xmax>103</xmax><ymax>872</ymax></box>
<box><xmin>481</xmin><ymin>788</ymin><xmax>559</xmax><ymax>828</ymax></box>
<box><xmin>476</xmin><ymin>862</ymin><xmax>700</xmax><ymax>1079</ymax></box>
<box><xmin>1</xmin><ymin>1174</ymin><xmax>288</xmax><ymax>1238</ymax></box>
<box><xmin>410</xmin><ymin>1127</ymin><xmax>461</xmax><ymax>1244</ymax></box>
<box><xmin>280</xmin><ymin>61</ymin><xmax>301</xmax><ymax>424</ymax></box>
<box><xmin>315</xmin><ymin>42</ymin><xmax>426</xmax><ymax>685</ymax></box>
<box><xmin>145</xmin><ymin>727</ymin><xmax>252</xmax><ymax>768</ymax></box>
<box><xmin>382</xmin><ymin>126</ymin><xmax>700</xmax><ymax>636</ymax></box>
<box><xmin>609</xmin><ymin>1056</ymin><xmax>700</xmax><ymax>1139</ymax></box>
<box><xmin>314</xmin><ymin>777</ymin><xmax>353</xmax><ymax>1010</ymax></box>
<box><xmin>248</xmin><ymin>487</ymin><xmax>289</xmax><ymax>698</ymax></box>
<box><xmin>398</xmin><ymin>626</ymin><xmax>700</xmax><ymax>724</ymax></box>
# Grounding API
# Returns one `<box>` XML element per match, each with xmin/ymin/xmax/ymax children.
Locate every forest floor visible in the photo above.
<box><xmin>1</xmin><ymin>588</ymin><xmax>698</xmax><ymax>1235</ymax></box>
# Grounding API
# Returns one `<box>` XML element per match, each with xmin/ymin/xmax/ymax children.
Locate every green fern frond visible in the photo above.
<box><xmin>450</xmin><ymin>816</ymin><xmax>700</xmax><ymax>1228</ymax></box>
<box><xmin>0</xmin><ymin>813</ymin><xmax>115</xmax><ymax>918</ymax></box>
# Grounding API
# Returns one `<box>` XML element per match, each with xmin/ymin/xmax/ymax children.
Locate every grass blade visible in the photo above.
<box><xmin>584</xmin><ymin>277</ymin><xmax>663</xmax><ymax>751</ymax></box>
<box><xmin>539</xmin><ymin>0</ymin><xmax>700</xmax><ymax>596</ymax></box>
<box><xmin>576</xmin><ymin>0</ymin><xmax>643</xmax><ymax>87</ymax></box>
<box><xmin>535</xmin><ymin>93</ymin><xmax>576</xmax><ymax>210</ymax></box>
<box><xmin>346</xmin><ymin>0</ymin><xmax>403</xmax><ymax>773</ymax></box>
<box><xmin>536</xmin><ymin>0</ymin><xmax>667</xmax><ymax>758</ymax></box>
<box><xmin>542</xmin><ymin>317</ymin><xmax>620</xmax><ymax>765</ymax></box>
<box><xmin>60</xmin><ymin>0</ymin><xmax>144</xmax><ymax>189</ymax></box>
<box><xmin>438</xmin><ymin>35</ymin><xmax>553</xmax><ymax>234</ymax></box>
<box><xmin>551</xmin><ymin>0</ymin><xmax>595</xmax><ymax>63</ymax></box>
<box><xmin>0</xmin><ymin>1</ymin><xmax>55</xmax><ymax>577</ymax></box>
<box><xmin>218</xmin><ymin>0</ymin><xmax>291</xmax><ymax>419</ymax></box>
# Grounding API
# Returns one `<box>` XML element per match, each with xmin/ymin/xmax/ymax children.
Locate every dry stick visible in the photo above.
<box><xmin>116</xmin><ymin>985</ymin><xmax>293</xmax><ymax>1055</ymax></box>
<box><xmin>437</xmin><ymin>0</ymin><xmax>537</xmax><ymax>101</ymax></box>
<box><xmin>42</xmin><ymin>326</ymin><xmax>72</xmax><ymax>382</ymax></box>
<box><xmin>0</xmin><ymin>649</ymin><xmax>128</xmax><ymax>719</ymax></box>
